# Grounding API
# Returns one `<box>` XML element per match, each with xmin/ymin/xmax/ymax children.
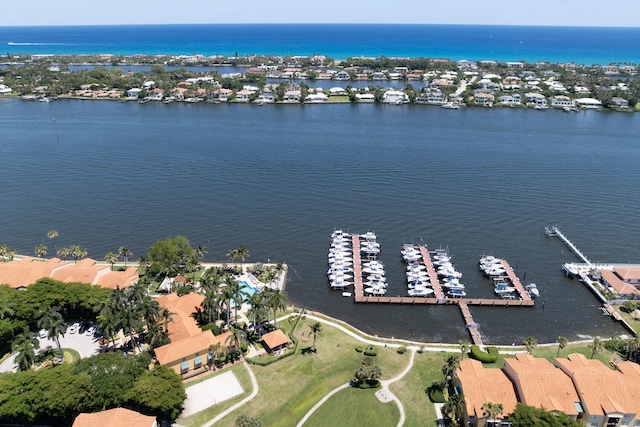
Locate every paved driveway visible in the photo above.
<box><xmin>0</xmin><ymin>330</ymin><xmax>101</xmax><ymax>373</ymax></box>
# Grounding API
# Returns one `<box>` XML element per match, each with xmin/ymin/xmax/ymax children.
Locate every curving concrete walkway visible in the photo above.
<box><xmin>294</xmin><ymin>312</ymin><xmax>420</xmax><ymax>427</ymax></box>
<box><xmin>201</xmin><ymin>360</ymin><xmax>259</xmax><ymax>427</ymax></box>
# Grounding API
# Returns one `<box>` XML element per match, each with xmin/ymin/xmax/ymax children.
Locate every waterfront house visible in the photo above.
<box><xmin>334</xmin><ymin>71</ymin><xmax>350</xmax><ymax>80</ymax></box>
<box><xmin>0</xmin><ymin>257</ymin><xmax>67</xmax><ymax>289</ymax></box>
<box><xmin>555</xmin><ymin>353</ymin><xmax>640</xmax><ymax>427</ymax></box>
<box><xmin>382</xmin><ymin>90</ymin><xmax>408</xmax><ymax>104</ymax></box>
<box><xmin>0</xmin><ymin>84</ymin><xmax>13</xmax><ymax>95</ymax></box>
<box><xmin>550</xmin><ymin>95</ymin><xmax>575</xmax><ymax>108</ymax></box>
<box><xmin>355</xmin><ymin>93</ymin><xmax>375</xmax><ymax>102</ymax></box>
<box><xmin>235</xmin><ymin>89</ymin><xmax>253</xmax><ymax>102</ymax></box>
<box><xmin>127</xmin><ymin>88</ymin><xmax>142</xmax><ymax>98</ymax></box>
<box><xmin>524</xmin><ymin>92</ymin><xmax>548</xmax><ymax>107</ymax></box>
<box><xmin>371</xmin><ymin>72</ymin><xmax>387</xmax><ymax>80</ymax></box>
<box><xmin>498</xmin><ymin>94</ymin><xmax>521</xmax><ymax>105</ymax></box>
<box><xmin>575</xmin><ymin>98</ymin><xmax>602</xmax><ymax>109</ymax></box>
<box><xmin>599</xmin><ymin>269</ymin><xmax>640</xmax><ymax>297</ymax></box>
<box><xmin>612</xmin><ymin>97</ymin><xmax>630</xmax><ymax>108</ymax></box>
<box><xmin>503</xmin><ymin>353</ymin><xmax>580</xmax><ymax>420</ymax></box>
<box><xmin>73</xmin><ymin>407</ymin><xmax>157</xmax><ymax>427</ymax></box>
<box><xmin>453</xmin><ymin>359</ymin><xmax>518</xmax><ymax>427</ymax></box>
<box><xmin>306</xmin><ymin>93</ymin><xmax>328</xmax><ymax>102</ymax></box>
<box><xmin>212</xmin><ymin>88</ymin><xmax>233</xmax><ymax>102</ymax></box>
<box><xmin>284</xmin><ymin>90</ymin><xmax>301</xmax><ymax>103</ymax></box>
<box><xmin>474</xmin><ymin>92</ymin><xmax>495</xmax><ymax>106</ymax></box>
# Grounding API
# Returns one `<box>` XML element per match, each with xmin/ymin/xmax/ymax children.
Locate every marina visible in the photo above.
<box><xmin>329</xmin><ymin>232</ymin><xmax>536</xmax><ymax>345</ymax></box>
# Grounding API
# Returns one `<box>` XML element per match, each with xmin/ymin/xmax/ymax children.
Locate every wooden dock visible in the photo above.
<box><xmin>459</xmin><ymin>302</ymin><xmax>483</xmax><ymax>346</ymax></box>
<box><xmin>343</xmin><ymin>235</ymin><xmax>534</xmax><ymax>346</ymax></box>
<box><xmin>500</xmin><ymin>260</ymin><xmax>532</xmax><ymax>302</ymax></box>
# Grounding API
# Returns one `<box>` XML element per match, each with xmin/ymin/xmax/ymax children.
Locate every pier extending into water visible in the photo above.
<box><xmin>544</xmin><ymin>226</ymin><xmax>592</xmax><ymax>266</ymax></box>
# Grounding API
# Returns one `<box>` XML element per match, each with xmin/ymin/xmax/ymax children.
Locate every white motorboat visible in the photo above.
<box><xmin>328</xmin><ymin>272</ymin><xmax>352</xmax><ymax>281</ymax></box>
<box><xmin>483</xmin><ymin>267</ymin><xmax>506</xmax><ymax>276</ymax></box>
<box><xmin>341</xmin><ymin>291</ymin><xmax>352</xmax><ymax>297</ymax></box>
<box><xmin>408</xmin><ymin>279</ymin><xmax>430</xmax><ymax>289</ymax></box>
<box><xmin>328</xmin><ymin>256</ymin><xmax>353</xmax><ymax>264</ymax></box>
<box><xmin>330</xmin><ymin>279</ymin><xmax>353</xmax><ymax>289</ymax></box>
<box><xmin>443</xmin><ymin>281</ymin><xmax>466</xmax><ymax>290</ymax></box>
<box><xmin>364</xmin><ymin>286</ymin><xmax>386</xmax><ymax>296</ymax></box>
<box><xmin>526</xmin><ymin>283</ymin><xmax>540</xmax><ymax>298</ymax></box>
<box><xmin>408</xmin><ymin>287</ymin><xmax>434</xmax><ymax>297</ymax></box>
<box><xmin>437</xmin><ymin>268</ymin><xmax>462</xmax><ymax>278</ymax></box>
<box><xmin>494</xmin><ymin>284</ymin><xmax>516</xmax><ymax>295</ymax></box>
<box><xmin>327</xmin><ymin>265</ymin><xmax>353</xmax><ymax>274</ymax></box>
<box><xmin>331</xmin><ymin>230</ymin><xmax>349</xmax><ymax>239</ymax></box>
<box><xmin>360</xmin><ymin>246</ymin><xmax>381</xmax><ymax>255</ymax></box>
<box><xmin>447</xmin><ymin>288</ymin><xmax>466</xmax><ymax>297</ymax></box>
<box><xmin>407</xmin><ymin>264</ymin><xmax>427</xmax><ymax>273</ymax></box>
<box><xmin>403</xmin><ymin>252</ymin><xmax>422</xmax><ymax>263</ymax></box>
<box><xmin>441</xmin><ymin>102</ymin><xmax>459</xmax><ymax>109</ymax></box>
<box><xmin>563</xmin><ymin>263</ymin><xmax>579</xmax><ymax>276</ymax></box>
<box><xmin>360</xmin><ymin>231</ymin><xmax>377</xmax><ymax>241</ymax></box>
<box><xmin>364</xmin><ymin>278</ymin><xmax>387</xmax><ymax>288</ymax></box>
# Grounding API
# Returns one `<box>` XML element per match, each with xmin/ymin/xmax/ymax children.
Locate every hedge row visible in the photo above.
<box><xmin>469</xmin><ymin>345</ymin><xmax>499</xmax><ymax>363</ymax></box>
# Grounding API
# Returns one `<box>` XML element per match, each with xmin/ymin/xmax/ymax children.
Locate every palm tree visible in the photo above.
<box><xmin>195</xmin><ymin>245</ymin><xmax>207</xmax><ymax>261</ymax></box>
<box><xmin>220</xmin><ymin>285</ymin><xmax>234</xmax><ymax>331</ymax></box>
<box><xmin>442</xmin><ymin>354</ymin><xmax>460</xmax><ymax>383</ymax></box>
<box><xmin>227</xmin><ymin>246</ymin><xmax>249</xmax><ymax>268</ymax></box>
<box><xmin>247</xmin><ymin>294</ymin><xmax>268</xmax><ymax>339</ymax></box>
<box><xmin>118</xmin><ymin>304</ymin><xmax>143</xmax><ymax>352</ymax></box>
<box><xmin>265</xmin><ymin>288</ymin><xmax>288</xmax><ymax>327</ymax></box>
<box><xmin>68</xmin><ymin>245</ymin><xmax>87</xmax><ymax>263</ymax></box>
<box><xmin>158</xmin><ymin>307</ymin><xmax>174</xmax><ymax>337</ymax></box>
<box><xmin>481</xmin><ymin>402</ymin><xmax>503</xmax><ymax>427</ymax></box>
<box><xmin>0</xmin><ymin>300</ymin><xmax>15</xmax><ymax>338</ymax></box>
<box><xmin>47</xmin><ymin>229</ymin><xmax>58</xmax><ymax>252</ymax></box>
<box><xmin>591</xmin><ymin>337</ymin><xmax>604</xmax><ymax>359</ymax></box>
<box><xmin>104</xmin><ymin>252</ymin><xmax>118</xmax><ymax>269</ymax></box>
<box><xmin>443</xmin><ymin>393</ymin><xmax>466</xmax><ymax>426</ymax></box>
<box><xmin>459</xmin><ymin>339</ymin><xmax>471</xmax><ymax>360</ymax></box>
<box><xmin>226</xmin><ymin>326</ymin><xmax>247</xmax><ymax>357</ymax></box>
<box><xmin>228</xmin><ymin>278</ymin><xmax>249</xmax><ymax>325</ymax></box>
<box><xmin>118</xmin><ymin>246</ymin><xmax>132</xmax><ymax>267</ymax></box>
<box><xmin>37</xmin><ymin>307</ymin><xmax>66</xmax><ymax>362</ymax></box>
<box><xmin>523</xmin><ymin>336</ymin><xmax>538</xmax><ymax>354</ymax></box>
<box><xmin>12</xmin><ymin>333</ymin><xmax>39</xmax><ymax>371</ymax></box>
<box><xmin>34</xmin><ymin>243</ymin><xmax>48</xmax><ymax>259</ymax></box>
<box><xmin>557</xmin><ymin>336</ymin><xmax>568</xmax><ymax>357</ymax></box>
<box><xmin>97</xmin><ymin>308</ymin><xmax>119</xmax><ymax>349</ymax></box>
<box><xmin>127</xmin><ymin>281</ymin><xmax>147</xmax><ymax>305</ymax></box>
<box><xmin>0</xmin><ymin>244</ymin><xmax>9</xmax><ymax>261</ymax></box>
<box><xmin>137</xmin><ymin>255</ymin><xmax>150</xmax><ymax>275</ymax></box>
<box><xmin>309</xmin><ymin>322</ymin><xmax>322</xmax><ymax>351</ymax></box>
<box><xmin>137</xmin><ymin>297</ymin><xmax>160</xmax><ymax>335</ymax></box>
<box><xmin>56</xmin><ymin>246</ymin><xmax>69</xmax><ymax>260</ymax></box>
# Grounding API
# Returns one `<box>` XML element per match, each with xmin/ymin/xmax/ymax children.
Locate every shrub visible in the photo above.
<box><xmin>397</xmin><ymin>345</ymin><xmax>407</xmax><ymax>354</ymax></box>
<box><xmin>363</xmin><ymin>345</ymin><xmax>377</xmax><ymax>356</ymax></box>
<box><xmin>417</xmin><ymin>347</ymin><xmax>424</xmax><ymax>354</ymax></box>
<box><xmin>427</xmin><ymin>382</ymin><xmax>446</xmax><ymax>403</ymax></box>
<box><xmin>353</xmin><ymin>379</ymin><xmax>381</xmax><ymax>389</ymax></box>
<box><xmin>355</xmin><ymin>345</ymin><xmax>364</xmax><ymax>353</ymax></box>
<box><xmin>469</xmin><ymin>345</ymin><xmax>498</xmax><ymax>363</ymax></box>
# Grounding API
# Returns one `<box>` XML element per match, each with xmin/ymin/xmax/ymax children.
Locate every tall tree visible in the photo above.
<box><xmin>481</xmin><ymin>402</ymin><xmax>504</xmax><ymax>427</ymax></box>
<box><xmin>227</xmin><ymin>246</ymin><xmax>249</xmax><ymax>267</ymax></box>
<box><xmin>228</xmin><ymin>277</ymin><xmax>249</xmax><ymax>325</ymax></box>
<box><xmin>557</xmin><ymin>336</ymin><xmax>568</xmax><ymax>357</ymax></box>
<box><xmin>265</xmin><ymin>288</ymin><xmax>287</xmax><ymax>327</ymax></box>
<box><xmin>47</xmin><ymin>229</ymin><xmax>59</xmax><ymax>252</ymax></box>
<box><xmin>12</xmin><ymin>333</ymin><xmax>40</xmax><ymax>371</ymax></box>
<box><xmin>523</xmin><ymin>336</ymin><xmax>537</xmax><ymax>354</ymax></box>
<box><xmin>590</xmin><ymin>337</ymin><xmax>604</xmax><ymax>359</ymax></box>
<box><xmin>309</xmin><ymin>322</ymin><xmax>322</xmax><ymax>351</ymax></box>
<box><xmin>56</xmin><ymin>246</ymin><xmax>69</xmax><ymax>260</ymax></box>
<box><xmin>459</xmin><ymin>339</ymin><xmax>471</xmax><ymax>360</ymax></box>
<box><xmin>68</xmin><ymin>245</ymin><xmax>88</xmax><ymax>263</ymax></box>
<box><xmin>118</xmin><ymin>246</ymin><xmax>132</xmax><ymax>267</ymax></box>
<box><xmin>442</xmin><ymin>393</ymin><xmax>466</xmax><ymax>427</ymax></box>
<box><xmin>104</xmin><ymin>252</ymin><xmax>118</xmax><ymax>269</ymax></box>
<box><xmin>226</xmin><ymin>326</ymin><xmax>247</xmax><ymax>356</ymax></box>
<box><xmin>441</xmin><ymin>354</ymin><xmax>460</xmax><ymax>383</ymax></box>
<box><xmin>37</xmin><ymin>306</ymin><xmax>66</xmax><ymax>361</ymax></box>
<box><xmin>34</xmin><ymin>243</ymin><xmax>48</xmax><ymax>259</ymax></box>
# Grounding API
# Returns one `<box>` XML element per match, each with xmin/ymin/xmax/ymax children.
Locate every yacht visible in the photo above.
<box><xmin>443</xmin><ymin>281</ymin><xmax>466</xmax><ymax>291</ymax></box>
<box><xmin>360</xmin><ymin>231</ymin><xmax>377</xmax><ymax>241</ymax></box>
<box><xmin>441</xmin><ymin>102</ymin><xmax>459</xmax><ymax>109</ymax></box>
<box><xmin>526</xmin><ymin>283</ymin><xmax>540</xmax><ymax>298</ymax></box>
<box><xmin>408</xmin><ymin>279</ymin><xmax>430</xmax><ymax>289</ymax></box>
<box><xmin>494</xmin><ymin>284</ymin><xmax>516</xmax><ymax>295</ymax></box>
<box><xmin>330</xmin><ymin>279</ymin><xmax>353</xmax><ymax>289</ymax></box>
<box><xmin>409</xmin><ymin>287</ymin><xmax>434</xmax><ymax>297</ymax></box>
<box><xmin>364</xmin><ymin>286</ymin><xmax>386</xmax><ymax>296</ymax></box>
<box><xmin>327</xmin><ymin>265</ymin><xmax>353</xmax><ymax>275</ymax></box>
<box><xmin>437</xmin><ymin>267</ymin><xmax>462</xmax><ymax>278</ymax></box>
<box><xmin>447</xmin><ymin>288</ymin><xmax>466</xmax><ymax>297</ymax></box>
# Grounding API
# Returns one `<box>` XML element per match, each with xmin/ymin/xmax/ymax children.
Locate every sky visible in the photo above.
<box><xmin>1</xmin><ymin>0</ymin><xmax>638</xmax><ymax>27</ymax></box>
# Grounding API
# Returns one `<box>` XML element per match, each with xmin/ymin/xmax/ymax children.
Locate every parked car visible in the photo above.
<box><xmin>39</xmin><ymin>329</ymin><xmax>48</xmax><ymax>339</ymax></box>
<box><xmin>68</xmin><ymin>322</ymin><xmax>80</xmax><ymax>334</ymax></box>
<box><xmin>85</xmin><ymin>325</ymin><xmax>97</xmax><ymax>336</ymax></box>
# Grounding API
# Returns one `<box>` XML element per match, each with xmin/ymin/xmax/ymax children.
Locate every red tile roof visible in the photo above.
<box><xmin>73</xmin><ymin>407</ymin><xmax>156</xmax><ymax>427</ymax></box>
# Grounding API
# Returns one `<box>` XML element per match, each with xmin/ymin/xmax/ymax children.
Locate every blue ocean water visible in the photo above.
<box><xmin>2</xmin><ymin>24</ymin><xmax>639</xmax><ymax>64</ymax></box>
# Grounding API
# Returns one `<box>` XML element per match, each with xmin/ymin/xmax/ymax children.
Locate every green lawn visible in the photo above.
<box><xmin>304</xmin><ymin>386</ymin><xmax>399</xmax><ymax>427</ymax></box>
<box><xmin>177</xmin><ymin>315</ymin><xmax>623</xmax><ymax>427</ymax></box>
<box><xmin>62</xmin><ymin>348</ymin><xmax>80</xmax><ymax>363</ymax></box>
<box><xmin>392</xmin><ymin>351</ymin><xmax>448</xmax><ymax>427</ymax></box>
<box><xmin>611</xmin><ymin>305</ymin><xmax>640</xmax><ymax>334</ymax></box>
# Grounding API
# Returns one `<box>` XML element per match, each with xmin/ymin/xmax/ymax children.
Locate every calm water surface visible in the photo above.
<box><xmin>1</xmin><ymin>98</ymin><xmax>638</xmax><ymax>344</ymax></box>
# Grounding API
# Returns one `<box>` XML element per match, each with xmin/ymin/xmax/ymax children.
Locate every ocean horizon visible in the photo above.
<box><xmin>2</xmin><ymin>23</ymin><xmax>640</xmax><ymax>64</ymax></box>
